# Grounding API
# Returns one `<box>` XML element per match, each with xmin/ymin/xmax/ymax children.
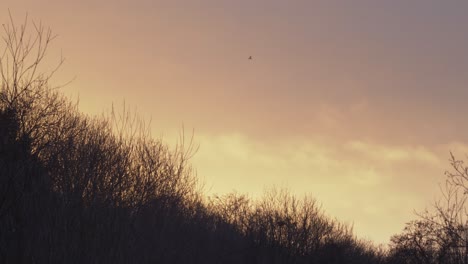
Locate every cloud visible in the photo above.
<box><xmin>345</xmin><ymin>140</ymin><xmax>441</xmax><ymax>165</ymax></box>
<box><xmin>192</xmin><ymin>133</ymin><xmax>449</xmax><ymax>244</ymax></box>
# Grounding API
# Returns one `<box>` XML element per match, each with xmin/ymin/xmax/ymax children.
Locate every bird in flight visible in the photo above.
<box><xmin>248</xmin><ymin>56</ymin><xmax>253</xmax><ymax>60</ymax></box>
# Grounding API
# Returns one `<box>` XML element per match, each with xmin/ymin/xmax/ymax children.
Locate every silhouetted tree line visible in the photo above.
<box><xmin>1</xmin><ymin>14</ymin><xmax>467</xmax><ymax>264</ymax></box>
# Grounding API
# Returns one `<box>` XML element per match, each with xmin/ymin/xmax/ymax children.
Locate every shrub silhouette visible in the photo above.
<box><xmin>0</xmin><ymin>14</ymin><xmax>396</xmax><ymax>264</ymax></box>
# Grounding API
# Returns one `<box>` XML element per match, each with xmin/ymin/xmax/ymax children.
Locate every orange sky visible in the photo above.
<box><xmin>4</xmin><ymin>1</ymin><xmax>468</xmax><ymax>244</ymax></box>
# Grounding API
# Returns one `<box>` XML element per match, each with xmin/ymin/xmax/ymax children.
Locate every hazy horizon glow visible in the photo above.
<box><xmin>4</xmin><ymin>0</ymin><xmax>468</xmax><ymax>244</ymax></box>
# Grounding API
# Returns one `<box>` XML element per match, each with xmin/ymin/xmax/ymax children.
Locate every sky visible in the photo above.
<box><xmin>3</xmin><ymin>0</ymin><xmax>468</xmax><ymax>244</ymax></box>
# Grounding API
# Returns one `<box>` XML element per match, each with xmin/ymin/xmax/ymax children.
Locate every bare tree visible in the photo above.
<box><xmin>389</xmin><ymin>153</ymin><xmax>468</xmax><ymax>264</ymax></box>
<box><xmin>0</xmin><ymin>11</ymin><xmax>74</xmax><ymax>155</ymax></box>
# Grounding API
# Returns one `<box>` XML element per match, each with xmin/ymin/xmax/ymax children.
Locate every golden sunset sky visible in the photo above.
<box><xmin>4</xmin><ymin>1</ymin><xmax>468</xmax><ymax>244</ymax></box>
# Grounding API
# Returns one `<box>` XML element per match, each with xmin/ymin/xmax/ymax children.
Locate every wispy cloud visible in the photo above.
<box><xmin>193</xmin><ymin>133</ymin><xmax>454</xmax><ymax>244</ymax></box>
